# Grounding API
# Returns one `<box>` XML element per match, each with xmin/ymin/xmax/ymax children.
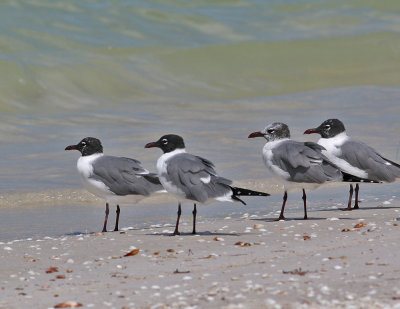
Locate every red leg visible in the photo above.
<box><xmin>277</xmin><ymin>191</ymin><xmax>288</xmax><ymax>221</ymax></box>
<box><xmin>173</xmin><ymin>203</ymin><xmax>182</xmax><ymax>236</ymax></box>
<box><xmin>345</xmin><ymin>184</ymin><xmax>353</xmax><ymax>211</ymax></box>
<box><xmin>102</xmin><ymin>202</ymin><xmax>109</xmax><ymax>232</ymax></box>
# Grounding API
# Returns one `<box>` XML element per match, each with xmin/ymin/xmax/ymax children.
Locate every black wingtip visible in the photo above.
<box><xmin>230</xmin><ymin>186</ymin><xmax>271</xmax><ymax>197</ymax></box>
<box><xmin>342</xmin><ymin>172</ymin><xmax>380</xmax><ymax>184</ymax></box>
<box><xmin>142</xmin><ymin>174</ymin><xmax>162</xmax><ymax>185</ymax></box>
<box><xmin>232</xmin><ymin>195</ymin><xmax>246</xmax><ymax>205</ymax></box>
<box><xmin>378</xmin><ymin>155</ymin><xmax>400</xmax><ymax>170</ymax></box>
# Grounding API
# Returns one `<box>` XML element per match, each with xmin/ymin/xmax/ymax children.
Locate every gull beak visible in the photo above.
<box><xmin>248</xmin><ymin>131</ymin><xmax>264</xmax><ymax>138</ymax></box>
<box><xmin>145</xmin><ymin>141</ymin><xmax>159</xmax><ymax>148</ymax></box>
<box><xmin>303</xmin><ymin>128</ymin><xmax>320</xmax><ymax>135</ymax></box>
<box><xmin>65</xmin><ymin>145</ymin><xmax>78</xmax><ymax>151</ymax></box>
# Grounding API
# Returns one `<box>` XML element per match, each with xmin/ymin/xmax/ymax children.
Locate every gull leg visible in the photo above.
<box><xmin>302</xmin><ymin>189</ymin><xmax>308</xmax><ymax>219</ymax></box>
<box><xmin>277</xmin><ymin>191</ymin><xmax>288</xmax><ymax>221</ymax></box>
<box><xmin>192</xmin><ymin>204</ymin><xmax>197</xmax><ymax>234</ymax></box>
<box><xmin>173</xmin><ymin>203</ymin><xmax>182</xmax><ymax>236</ymax></box>
<box><xmin>114</xmin><ymin>205</ymin><xmax>120</xmax><ymax>232</ymax></box>
<box><xmin>345</xmin><ymin>184</ymin><xmax>354</xmax><ymax>211</ymax></box>
<box><xmin>353</xmin><ymin>184</ymin><xmax>360</xmax><ymax>209</ymax></box>
<box><xmin>102</xmin><ymin>202</ymin><xmax>110</xmax><ymax>232</ymax></box>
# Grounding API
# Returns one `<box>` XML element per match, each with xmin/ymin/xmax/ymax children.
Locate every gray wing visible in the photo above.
<box><xmin>340</xmin><ymin>139</ymin><xmax>400</xmax><ymax>182</ymax></box>
<box><xmin>166</xmin><ymin>153</ymin><xmax>232</xmax><ymax>203</ymax></box>
<box><xmin>91</xmin><ymin>156</ymin><xmax>163</xmax><ymax>196</ymax></box>
<box><xmin>272</xmin><ymin>141</ymin><xmax>342</xmax><ymax>183</ymax></box>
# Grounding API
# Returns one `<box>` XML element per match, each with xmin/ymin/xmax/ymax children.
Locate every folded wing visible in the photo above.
<box><xmin>271</xmin><ymin>141</ymin><xmax>342</xmax><ymax>183</ymax></box>
<box><xmin>340</xmin><ymin>140</ymin><xmax>400</xmax><ymax>182</ymax></box>
<box><xmin>166</xmin><ymin>154</ymin><xmax>233</xmax><ymax>203</ymax></box>
<box><xmin>91</xmin><ymin>156</ymin><xmax>163</xmax><ymax>196</ymax></box>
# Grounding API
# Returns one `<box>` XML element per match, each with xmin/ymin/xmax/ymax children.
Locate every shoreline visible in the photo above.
<box><xmin>1</xmin><ymin>204</ymin><xmax>399</xmax><ymax>308</ymax></box>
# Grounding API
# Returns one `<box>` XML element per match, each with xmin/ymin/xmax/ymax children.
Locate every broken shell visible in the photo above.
<box><xmin>45</xmin><ymin>267</ymin><xmax>59</xmax><ymax>274</ymax></box>
<box><xmin>123</xmin><ymin>249</ymin><xmax>140</xmax><ymax>257</ymax></box>
<box><xmin>235</xmin><ymin>241</ymin><xmax>251</xmax><ymax>247</ymax></box>
<box><xmin>354</xmin><ymin>222</ymin><xmax>367</xmax><ymax>228</ymax></box>
<box><xmin>54</xmin><ymin>301</ymin><xmax>83</xmax><ymax>308</ymax></box>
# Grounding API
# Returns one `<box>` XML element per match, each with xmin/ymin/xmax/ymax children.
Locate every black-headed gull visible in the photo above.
<box><xmin>249</xmin><ymin>122</ymin><xmax>376</xmax><ymax>220</ymax></box>
<box><xmin>66</xmin><ymin>137</ymin><xmax>164</xmax><ymax>232</ymax></box>
<box><xmin>145</xmin><ymin>134</ymin><xmax>270</xmax><ymax>235</ymax></box>
<box><xmin>304</xmin><ymin>119</ymin><xmax>399</xmax><ymax>210</ymax></box>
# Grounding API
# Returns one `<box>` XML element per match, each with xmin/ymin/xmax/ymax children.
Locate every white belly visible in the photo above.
<box><xmin>262</xmin><ymin>139</ymin><xmax>291</xmax><ymax>181</ymax></box>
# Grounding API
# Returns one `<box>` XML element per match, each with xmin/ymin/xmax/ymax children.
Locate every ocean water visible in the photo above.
<box><xmin>0</xmin><ymin>0</ymin><xmax>399</xmax><ymax>241</ymax></box>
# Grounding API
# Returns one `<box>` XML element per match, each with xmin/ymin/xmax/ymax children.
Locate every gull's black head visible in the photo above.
<box><xmin>248</xmin><ymin>122</ymin><xmax>290</xmax><ymax>142</ymax></box>
<box><xmin>145</xmin><ymin>134</ymin><xmax>185</xmax><ymax>153</ymax></box>
<box><xmin>65</xmin><ymin>137</ymin><xmax>103</xmax><ymax>156</ymax></box>
<box><xmin>304</xmin><ymin>119</ymin><xmax>346</xmax><ymax>138</ymax></box>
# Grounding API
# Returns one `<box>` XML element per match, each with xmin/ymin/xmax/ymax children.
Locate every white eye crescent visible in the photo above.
<box><xmin>267</xmin><ymin>129</ymin><xmax>274</xmax><ymax>134</ymax></box>
<box><xmin>81</xmin><ymin>142</ymin><xmax>87</xmax><ymax>146</ymax></box>
<box><xmin>161</xmin><ymin>139</ymin><xmax>168</xmax><ymax>145</ymax></box>
<box><xmin>324</xmin><ymin>125</ymin><xmax>331</xmax><ymax>129</ymax></box>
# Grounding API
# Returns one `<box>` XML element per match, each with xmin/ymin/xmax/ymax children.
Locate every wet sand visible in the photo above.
<box><xmin>1</xmin><ymin>202</ymin><xmax>399</xmax><ymax>309</ymax></box>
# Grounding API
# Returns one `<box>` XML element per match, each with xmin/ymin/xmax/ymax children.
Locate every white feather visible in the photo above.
<box><xmin>156</xmin><ymin>149</ymin><xmax>187</xmax><ymax>199</ymax></box>
<box><xmin>215</xmin><ymin>191</ymin><xmax>235</xmax><ymax>203</ymax></box>
<box><xmin>156</xmin><ymin>148</ymin><xmax>237</xmax><ymax>204</ymax></box>
<box><xmin>262</xmin><ymin>139</ymin><xmax>291</xmax><ymax>180</ymax></box>
<box><xmin>200</xmin><ymin>175</ymin><xmax>211</xmax><ymax>183</ymax></box>
<box><xmin>318</xmin><ymin>132</ymin><xmax>368</xmax><ymax>178</ymax></box>
<box><xmin>76</xmin><ymin>153</ymin><xmax>114</xmax><ymax>200</ymax></box>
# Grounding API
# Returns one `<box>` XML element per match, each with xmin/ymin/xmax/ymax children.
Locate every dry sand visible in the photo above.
<box><xmin>0</xmin><ymin>203</ymin><xmax>399</xmax><ymax>309</ymax></box>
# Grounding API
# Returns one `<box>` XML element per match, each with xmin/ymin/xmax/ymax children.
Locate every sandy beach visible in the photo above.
<box><xmin>1</xmin><ymin>200</ymin><xmax>399</xmax><ymax>309</ymax></box>
<box><xmin>1</xmin><ymin>1</ymin><xmax>400</xmax><ymax>308</ymax></box>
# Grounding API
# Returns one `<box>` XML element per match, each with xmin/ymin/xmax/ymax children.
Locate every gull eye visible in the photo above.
<box><xmin>267</xmin><ymin>129</ymin><xmax>274</xmax><ymax>134</ymax></box>
<box><xmin>324</xmin><ymin>125</ymin><xmax>331</xmax><ymax>129</ymax></box>
<box><xmin>161</xmin><ymin>139</ymin><xmax>168</xmax><ymax>145</ymax></box>
<box><xmin>81</xmin><ymin>141</ymin><xmax>87</xmax><ymax>146</ymax></box>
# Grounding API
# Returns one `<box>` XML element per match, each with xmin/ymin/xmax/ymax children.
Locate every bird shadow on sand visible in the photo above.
<box><xmin>63</xmin><ymin>231</ymin><xmax>90</xmax><ymax>236</ymax></box>
<box><xmin>317</xmin><ymin>205</ymin><xmax>400</xmax><ymax>212</ymax></box>
<box><xmin>147</xmin><ymin>231</ymin><xmax>241</xmax><ymax>237</ymax></box>
<box><xmin>63</xmin><ymin>226</ymin><xmax>146</xmax><ymax>237</ymax></box>
<box><xmin>250</xmin><ymin>217</ymin><xmax>327</xmax><ymax>222</ymax></box>
<box><xmin>63</xmin><ymin>231</ymin><xmax>112</xmax><ymax>237</ymax></box>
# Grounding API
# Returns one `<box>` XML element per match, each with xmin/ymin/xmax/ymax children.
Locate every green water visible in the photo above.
<box><xmin>0</xmin><ymin>0</ymin><xmax>399</xmax><ymax>239</ymax></box>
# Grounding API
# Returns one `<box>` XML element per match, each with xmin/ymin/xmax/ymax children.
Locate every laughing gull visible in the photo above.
<box><xmin>248</xmin><ymin>122</ymin><xmax>376</xmax><ymax>220</ymax></box>
<box><xmin>145</xmin><ymin>134</ymin><xmax>270</xmax><ymax>235</ymax></box>
<box><xmin>65</xmin><ymin>137</ymin><xmax>164</xmax><ymax>232</ymax></box>
<box><xmin>304</xmin><ymin>119</ymin><xmax>400</xmax><ymax>210</ymax></box>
